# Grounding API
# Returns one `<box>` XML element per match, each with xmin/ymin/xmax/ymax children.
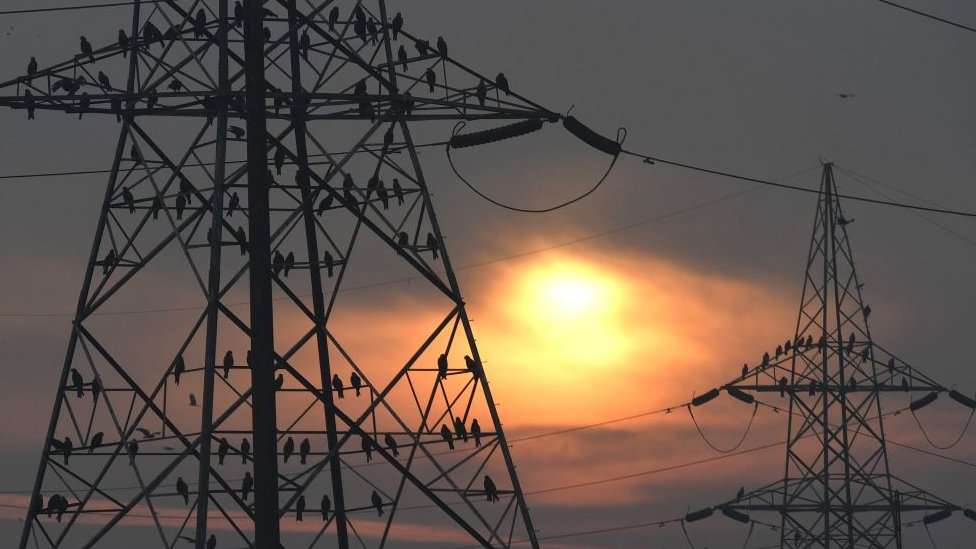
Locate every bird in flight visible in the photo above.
<box><xmin>836</xmin><ymin>93</ymin><xmax>856</xmax><ymax>99</ymax></box>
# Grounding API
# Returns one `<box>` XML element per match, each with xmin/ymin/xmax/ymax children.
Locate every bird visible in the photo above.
<box><xmin>282</xmin><ymin>437</ymin><xmax>295</xmax><ymax>463</ymax></box>
<box><xmin>495</xmin><ymin>73</ymin><xmax>510</xmax><ymax>95</ymax></box>
<box><xmin>218</xmin><ymin>437</ymin><xmax>229</xmax><ymax>465</ymax></box>
<box><xmin>189</xmin><ymin>393</ymin><xmax>198</xmax><ymax>407</ymax></box>
<box><xmin>351</xmin><ymin>372</ymin><xmax>362</xmax><ymax>397</ymax></box>
<box><xmin>26</xmin><ymin>57</ymin><xmax>37</xmax><ymax>83</ymax></box>
<box><xmin>321</xmin><ymin>494</ymin><xmax>331</xmax><ymax>521</ymax></box>
<box><xmin>61</xmin><ymin>437</ymin><xmax>73</xmax><ymax>464</ymax></box>
<box><xmin>454</xmin><ymin>417</ymin><xmax>468</xmax><ymax>442</ymax></box>
<box><xmin>90</xmin><ymin>376</ymin><xmax>102</xmax><ymax>402</ymax></box>
<box><xmin>80</xmin><ymin>36</ymin><xmax>94</xmax><ymax>63</ymax></box>
<box><xmin>236</xmin><ymin>227</ymin><xmax>247</xmax><ymax>255</ymax></box>
<box><xmin>471</xmin><ymin>419</ymin><xmax>482</xmax><ymax>447</ymax></box>
<box><xmin>122</xmin><ymin>187</ymin><xmax>135</xmax><ymax>213</ymax></box>
<box><xmin>284</xmin><ymin>252</ymin><xmax>295</xmax><ymax>277</ymax></box>
<box><xmin>272</xmin><ymin>250</ymin><xmax>285</xmax><ymax>276</ymax></box>
<box><xmin>328</xmin><ymin>6</ymin><xmax>339</xmax><ymax>31</ymax></box>
<box><xmin>437</xmin><ymin>354</ymin><xmax>448</xmax><ymax>379</ymax></box>
<box><xmin>241</xmin><ymin>438</ymin><xmax>251</xmax><ymax>463</ymax></box>
<box><xmin>464</xmin><ymin>355</ymin><xmax>479</xmax><ymax>374</ymax></box>
<box><xmin>223</xmin><ymin>350</ymin><xmax>234</xmax><ymax>378</ymax></box>
<box><xmin>173</xmin><ymin>355</ymin><xmax>186</xmax><ymax>385</ymax></box>
<box><xmin>98</xmin><ymin>71</ymin><xmax>112</xmax><ymax>92</ymax></box>
<box><xmin>323</xmin><ymin>250</ymin><xmax>337</xmax><ymax>277</ymax></box>
<box><xmin>194</xmin><ymin>9</ymin><xmax>207</xmax><ymax>39</ymax></box>
<box><xmin>436</xmin><ymin>36</ymin><xmax>448</xmax><ymax>58</ymax></box>
<box><xmin>392</xmin><ymin>179</ymin><xmax>404</xmax><ymax>205</ymax></box>
<box><xmin>397</xmin><ymin>45</ymin><xmax>408</xmax><ymax>71</ymax></box>
<box><xmin>425</xmin><ymin>68</ymin><xmax>436</xmax><ymax>93</ymax></box>
<box><xmin>117</xmin><ymin>30</ymin><xmax>129</xmax><ymax>57</ymax></box>
<box><xmin>440</xmin><ymin>424</ymin><xmax>455</xmax><ymax>450</ymax></box>
<box><xmin>392</xmin><ymin>13</ymin><xmax>404</xmax><ymax>39</ymax></box>
<box><xmin>299</xmin><ymin>438</ymin><xmax>311</xmax><ymax>465</ymax></box>
<box><xmin>228</xmin><ymin>192</ymin><xmax>240</xmax><ymax>216</ymax></box>
<box><xmin>332</xmin><ymin>374</ymin><xmax>344</xmax><ymax>399</ymax></box>
<box><xmin>476</xmin><ymin>79</ymin><xmax>487</xmax><ymax>106</ymax></box>
<box><xmin>89</xmin><ymin>432</ymin><xmax>103</xmax><ymax>452</ymax></box>
<box><xmin>484</xmin><ymin>475</ymin><xmax>499</xmax><ymax>503</ymax></box>
<box><xmin>371</xmin><ymin>491</ymin><xmax>383</xmax><ymax>516</ymax></box>
<box><xmin>426</xmin><ymin>233</ymin><xmax>439</xmax><ymax>259</ymax></box>
<box><xmin>241</xmin><ymin>472</ymin><xmax>253</xmax><ymax>501</ymax></box>
<box><xmin>176</xmin><ymin>477</ymin><xmax>189</xmax><ymax>505</ymax></box>
<box><xmin>736</xmin><ymin>486</ymin><xmax>745</xmax><ymax>501</ymax></box>
<box><xmin>127</xmin><ymin>440</ymin><xmax>139</xmax><ymax>465</ymax></box>
<box><xmin>384</xmin><ymin>433</ymin><xmax>399</xmax><ymax>457</ymax></box>
<box><xmin>207</xmin><ymin>534</ymin><xmax>216</xmax><ymax>549</ymax></box>
<box><xmin>71</xmin><ymin>368</ymin><xmax>84</xmax><ymax>398</ymax></box>
<box><xmin>296</xmin><ymin>495</ymin><xmax>306</xmax><ymax>522</ymax></box>
<box><xmin>361</xmin><ymin>435</ymin><xmax>373</xmax><ymax>463</ymax></box>
<box><xmin>836</xmin><ymin>93</ymin><xmax>856</xmax><ymax>99</ymax></box>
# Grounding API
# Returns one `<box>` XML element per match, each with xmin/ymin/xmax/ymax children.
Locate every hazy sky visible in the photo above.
<box><xmin>0</xmin><ymin>0</ymin><xmax>974</xmax><ymax>547</ymax></box>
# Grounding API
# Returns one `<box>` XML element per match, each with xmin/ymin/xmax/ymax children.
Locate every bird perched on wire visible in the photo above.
<box><xmin>176</xmin><ymin>477</ymin><xmax>189</xmax><ymax>505</ymax></box>
<box><xmin>26</xmin><ymin>56</ymin><xmax>37</xmax><ymax>84</ymax></box>
<box><xmin>70</xmin><ymin>368</ymin><xmax>84</xmax><ymax>398</ymax></box>
<box><xmin>117</xmin><ymin>30</ymin><xmax>129</xmax><ymax>57</ymax></box>
<box><xmin>97</xmin><ymin>71</ymin><xmax>112</xmax><ymax>92</ymax></box>
<box><xmin>371</xmin><ymin>491</ymin><xmax>383</xmax><ymax>516</ymax></box>
<box><xmin>436</xmin><ymin>37</ymin><xmax>448</xmax><ymax>58</ymax></box>
<box><xmin>80</xmin><ymin>36</ymin><xmax>95</xmax><ymax>63</ymax></box>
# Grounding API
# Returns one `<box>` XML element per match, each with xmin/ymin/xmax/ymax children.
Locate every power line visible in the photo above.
<box><xmin>837</xmin><ymin>166</ymin><xmax>976</xmax><ymax>250</ymax></box>
<box><xmin>622</xmin><ymin>151</ymin><xmax>976</xmax><ymax>218</ymax></box>
<box><xmin>869</xmin><ymin>0</ymin><xmax>976</xmax><ymax>34</ymax></box>
<box><xmin>0</xmin><ymin>1</ymin><xmax>161</xmax><ymax>16</ymax></box>
<box><xmin>0</xmin><ymin>181</ymin><xmax>780</xmax><ymax>319</ymax></box>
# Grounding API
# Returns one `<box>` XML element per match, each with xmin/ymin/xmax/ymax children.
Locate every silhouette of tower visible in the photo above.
<box><xmin>4</xmin><ymin>2</ymin><xmax>552</xmax><ymax>547</ymax></box>
<box><xmin>689</xmin><ymin>164</ymin><xmax>974</xmax><ymax>547</ymax></box>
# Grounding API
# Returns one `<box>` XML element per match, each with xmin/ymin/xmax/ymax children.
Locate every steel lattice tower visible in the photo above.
<box><xmin>3</xmin><ymin>1</ymin><xmax>553</xmax><ymax>547</ymax></box>
<box><xmin>695</xmin><ymin>164</ymin><xmax>971</xmax><ymax>547</ymax></box>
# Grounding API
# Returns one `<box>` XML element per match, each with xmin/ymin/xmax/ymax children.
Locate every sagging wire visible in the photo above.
<box><xmin>445</xmin><ymin>117</ymin><xmax>626</xmax><ymax>213</ymax></box>
<box><xmin>910</xmin><ymin>405</ymin><xmax>976</xmax><ymax>451</ymax></box>
<box><xmin>680</xmin><ymin>519</ymin><xmax>698</xmax><ymax>549</ymax></box>
<box><xmin>687</xmin><ymin>400</ymin><xmax>760</xmax><ymax>454</ymax></box>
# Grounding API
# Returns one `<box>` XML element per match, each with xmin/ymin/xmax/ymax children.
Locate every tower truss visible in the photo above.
<box><xmin>687</xmin><ymin>164</ymin><xmax>975</xmax><ymax>548</ymax></box>
<box><xmin>2</xmin><ymin>1</ymin><xmax>554</xmax><ymax>547</ymax></box>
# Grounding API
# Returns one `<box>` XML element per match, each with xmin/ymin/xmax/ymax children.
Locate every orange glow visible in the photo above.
<box><xmin>507</xmin><ymin>259</ymin><xmax>633</xmax><ymax>369</ymax></box>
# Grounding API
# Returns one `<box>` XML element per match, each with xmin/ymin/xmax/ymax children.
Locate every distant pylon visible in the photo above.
<box><xmin>686</xmin><ymin>164</ymin><xmax>975</xmax><ymax>547</ymax></box>
<box><xmin>3</xmin><ymin>1</ymin><xmax>552</xmax><ymax>547</ymax></box>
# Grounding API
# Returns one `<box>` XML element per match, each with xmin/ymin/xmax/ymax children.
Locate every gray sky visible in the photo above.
<box><xmin>0</xmin><ymin>0</ymin><xmax>974</xmax><ymax>546</ymax></box>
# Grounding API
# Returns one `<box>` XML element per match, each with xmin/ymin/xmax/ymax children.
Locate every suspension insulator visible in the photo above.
<box><xmin>964</xmin><ymin>508</ymin><xmax>976</xmax><ymax>521</ymax></box>
<box><xmin>563</xmin><ymin>116</ymin><xmax>621</xmax><ymax>156</ymax></box>
<box><xmin>949</xmin><ymin>390</ymin><xmax>976</xmax><ymax>410</ymax></box>
<box><xmin>910</xmin><ymin>392</ymin><xmax>939</xmax><ymax>412</ymax></box>
<box><xmin>685</xmin><ymin>507</ymin><xmax>714</xmax><ymax>523</ymax></box>
<box><xmin>721</xmin><ymin>507</ymin><xmax>750</xmax><ymax>524</ymax></box>
<box><xmin>692</xmin><ymin>388</ymin><xmax>720</xmax><ymax>407</ymax></box>
<box><xmin>449</xmin><ymin>119</ymin><xmax>544</xmax><ymax>149</ymax></box>
<box><xmin>923</xmin><ymin>508</ymin><xmax>952</xmax><ymax>525</ymax></box>
<box><xmin>726</xmin><ymin>387</ymin><xmax>755</xmax><ymax>405</ymax></box>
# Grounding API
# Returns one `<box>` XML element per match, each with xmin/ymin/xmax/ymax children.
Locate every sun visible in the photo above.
<box><xmin>503</xmin><ymin>258</ymin><xmax>632</xmax><ymax>368</ymax></box>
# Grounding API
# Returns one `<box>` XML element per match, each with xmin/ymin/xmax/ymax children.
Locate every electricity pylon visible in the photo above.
<box><xmin>688</xmin><ymin>163</ymin><xmax>976</xmax><ymax>547</ymax></box>
<box><xmin>3</xmin><ymin>1</ymin><xmax>552</xmax><ymax>547</ymax></box>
